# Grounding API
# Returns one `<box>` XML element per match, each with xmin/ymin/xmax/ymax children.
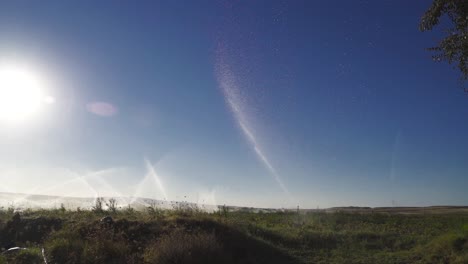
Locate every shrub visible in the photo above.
<box><xmin>106</xmin><ymin>198</ymin><xmax>118</xmax><ymax>213</ymax></box>
<box><xmin>83</xmin><ymin>237</ymin><xmax>131</xmax><ymax>264</ymax></box>
<box><xmin>46</xmin><ymin>222</ymin><xmax>134</xmax><ymax>264</ymax></box>
<box><xmin>421</xmin><ymin>233</ymin><xmax>468</xmax><ymax>264</ymax></box>
<box><xmin>6</xmin><ymin>248</ymin><xmax>43</xmax><ymax>264</ymax></box>
<box><xmin>92</xmin><ymin>197</ymin><xmax>105</xmax><ymax>213</ymax></box>
<box><xmin>147</xmin><ymin>204</ymin><xmax>164</xmax><ymax>220</ymax></box>
<box><xmin>144</xmin><ymin>229</ymin><xmax>232</xmax><ymax>264</ymax></box>
<box><xmin>452</xmin><ymin>236</ymin><xmax>467</xmax><ymax>252</ymax></box>
<box><xmin>46</xmin><ymin>236</ymin><xmax>85</xmax><ymax>263</ymax></box>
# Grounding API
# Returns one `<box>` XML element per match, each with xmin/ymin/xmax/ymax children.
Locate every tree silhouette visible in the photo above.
<box><xmin>420</xmin><ymin>0</ymin><xmax>468</xmax><ymax>88</ymax></box>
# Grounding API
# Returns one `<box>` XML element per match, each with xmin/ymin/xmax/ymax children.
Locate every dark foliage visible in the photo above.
<box><xmin>0</xmin><ymin>209</ymin><xmax>467</xmax><ymax>264</ymax></box>
<box><xmin>420</xmin><ymin>0</ymin><xmax>468</xmax><ymax>85</ymax></box>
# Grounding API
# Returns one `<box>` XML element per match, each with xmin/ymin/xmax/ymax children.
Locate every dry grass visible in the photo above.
<box><xmin>144</xmin><ymin>229</ymin><xmax>230</xmax><ymax>264</ymax></box>
<box><xmin>0</xmin><ymin>206</ymin><xmax>467</xmax><ymax>264</ymax></box>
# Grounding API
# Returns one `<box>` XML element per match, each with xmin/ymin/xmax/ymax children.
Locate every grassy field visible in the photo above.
<box><xmin>0</xmin><ymin>203</ymin><xmax>467</xmax><ymax>264</ymax></box>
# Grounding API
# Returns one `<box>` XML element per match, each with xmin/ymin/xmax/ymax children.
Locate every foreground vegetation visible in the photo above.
<box><xmin>0</xmin><ymin>203</ymin><xmax>467</xmax><ymax>263</ymax></box>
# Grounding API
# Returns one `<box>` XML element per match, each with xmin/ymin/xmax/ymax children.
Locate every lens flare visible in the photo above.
<box><xmin>86</xmin><ymin>101</ymin><xmax>118</xmax><ymax>117</ymax></box>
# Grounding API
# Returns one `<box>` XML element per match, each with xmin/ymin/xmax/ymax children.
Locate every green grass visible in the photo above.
<box><xmin>0</xmin><ymin>206</ymin><xmax>467</xmax><ymax>263</ymax></box>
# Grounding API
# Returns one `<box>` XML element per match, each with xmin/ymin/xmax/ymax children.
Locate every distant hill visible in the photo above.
<box><xmin>317</xmin><ymin>206</ymin><xmax>468</xmax><ymax>214</ymax></box>
<box><xmin>1</xmin><ymin>192</ymin><xmax>467</xmax><ymax>214</ymax></box>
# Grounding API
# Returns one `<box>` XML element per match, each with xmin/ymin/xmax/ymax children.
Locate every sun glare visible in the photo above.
<box><xmin>0</xmin><ymin>67</ymin><xmax>47</xmax><ymax>122</ymax></box>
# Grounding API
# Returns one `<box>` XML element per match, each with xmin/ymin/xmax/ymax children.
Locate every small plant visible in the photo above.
<box><xmin>123</xmin><ymin>204</ymin><xmax>135</xmax><ymax>215</ymax></box>
<box><xmin>217</xmin><ymin>204</ymin><xmax>229</xmax><ymax>220</ymax></box>
<box><xmin>59</xmin><ymin>203</ymin><xmax>66</xmax><ymax>213</ymax></box>
<box><xmin>172</xmin><ymin>201</ymin><xmax>200</xmax><ymax>216</ymax></box>
<box><xmin>7</xmin><ymin>204</ymin><xmax>14</xmax><ymax>215</ymax></box>
<box><xmin>92</xmin><ymin>197</ymin><xmax>105</xmax><ymax>213</ymax></box>
<box><xmin>106</xmin><ymin>198</ymin><xmax>118</xmax><ymax>213</ymax></box>
<box><xmin>147</xmin><ymin>200</ymin><xmax>163</xmax><ymax>219</ymax></box>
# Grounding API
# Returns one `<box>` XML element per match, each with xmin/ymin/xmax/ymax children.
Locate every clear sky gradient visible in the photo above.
<box><xmin>0</xmin><ymin>0</ymin><xmax>466</xmax><ymax>208</ymax></box>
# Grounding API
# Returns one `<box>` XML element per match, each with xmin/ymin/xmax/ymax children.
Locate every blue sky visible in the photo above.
<box><xmin>0</xmin><ymin>0</ymin><xmax>466</xmax><ymax>208</ymax></box>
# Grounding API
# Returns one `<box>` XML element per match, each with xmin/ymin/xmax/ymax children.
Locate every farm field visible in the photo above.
<box><xmin>0</xmin><ymin>203</ymin><xmax>467</xmax><ymax>264</ymax></box>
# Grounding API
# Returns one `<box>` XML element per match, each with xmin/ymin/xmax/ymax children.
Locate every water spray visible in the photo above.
<box><xmin>215</xmin><ymin>48</ymin><xmax>293</xmax><ymax>202</ymax></box>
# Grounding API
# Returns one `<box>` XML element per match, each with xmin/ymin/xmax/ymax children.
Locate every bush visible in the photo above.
<box><xmin>452</xmin><ymin>236</ymin><xmax>467</xmax><ymax>252</ymax></box>
<box><xmin>106</xmin><ymin>198</ymin><xmax>118</xmax><ymax>213</ymax></box>
<box><xmin>83</xmin><ymin>238</ymin><xmax>131</xmax><ymax>264</ymax></box>
<box><xmin>5</xmin><ymin>248</ymin><xmax>43</xmax><ymax>264</ymax></box>
<box><xmin>46</xmin><ymin>223</ymin><xmax>134</xmax><ymax>264</ymax></box>
<box><xmin>144</xmin><ymin>229</ymin><xmax>232</xmax><ymax>264</ymax></box>
<box><xmin>420</xmin><ymin>233</ymin><xmax>468</xmax><ymax>264</ymax></box>
<box><xmin>92</xmin><ymin>198</ymin><xmax>105</xmax><ymax>213</ymax></box>
<box><xmin>46</xmin><ymin>236</ymin><xmax>85</xmax><ymax>263</ymax></box>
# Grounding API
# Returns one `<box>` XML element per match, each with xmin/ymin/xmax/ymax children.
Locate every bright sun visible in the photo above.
<box><xmin>0</xmin><ymin>67</ymin><xmax>49</xmax><ymax>122</ymax></box>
